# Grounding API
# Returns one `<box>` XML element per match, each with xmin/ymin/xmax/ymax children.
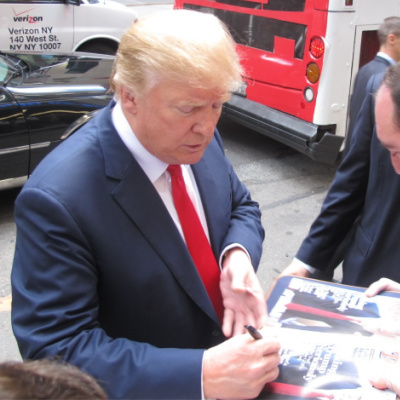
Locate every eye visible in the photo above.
<box><xmin>212</xmin><ymin>102</ymin><xmax>223</xmax><ymax>111</ymax></box>
<box><xmin>177</xmin><ymin>105</ymin><xmax>195</xmax><ymax>114</ymax></box>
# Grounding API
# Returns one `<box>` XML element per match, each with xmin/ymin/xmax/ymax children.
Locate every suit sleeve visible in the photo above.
<box><xmin>213</xmin><ymin>130</ymin><xmax>265</xmax><ymax>269</ymax></box>
<box><xmin>11</xmin><ymin>188</ymin><xmax>204</xmax><ymax>399</ymax></box>
<box><xmin>295</xmin><ymin>74</ymin><xmax>382</xmax><ymax>271</ymax></box>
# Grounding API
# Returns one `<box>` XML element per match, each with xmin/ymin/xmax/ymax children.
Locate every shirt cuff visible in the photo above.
<box><xmin>292</xmin><ymin>257</ymin><xmax>316</xmax><ymax>274</ymax></box>
<box><xmin>219</xmin><ymin>243</ymin><xmax>251</xmax><ymax>269</ymax></box>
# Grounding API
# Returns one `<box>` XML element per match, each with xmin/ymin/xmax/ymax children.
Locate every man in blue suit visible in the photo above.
<box><xmin>11</xmin><ymin>10</ymin><xmax>280</xmax><ymax>400</ymax></box>
<box><xmin>365</xmin><ymin>69</ymin><xmax>400</xmax><ymax>384</ymax></box>
<box><xmin>346</xmin><ymin>16</ymin><xmax>400</xmax><ymax>148</ymax></box>
<box><xmin>298</xmin><ymin>16</ymin><xmax>400</xmax><ymax>283</ymax></box>
<box><xmin>276</xmin><ymin>19</ymin><xmax>400</xmax><ymax>287</ymax></box>
<box><xmin>275</xmin><ymin>69</ymin><xmax>400</xmax><ymax>287</ymax></box>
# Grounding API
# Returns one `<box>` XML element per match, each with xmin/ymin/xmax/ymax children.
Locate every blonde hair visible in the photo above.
<box><xmin>111</xmin><ymin>9</ymin><xmax>243</xmax><ymax>98</ymax></box>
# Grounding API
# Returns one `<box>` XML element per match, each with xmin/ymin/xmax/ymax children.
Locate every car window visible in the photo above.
<box><xmin>0</xmin><ymin>59</ymin><xmax>8</xmax><ymax>83</ymax></box>
<box><xmin>17</xmin><ymin>54</ymin><xmax>68</xmax><ymax>70</ymax></box>
<box><xmin>0</xmin><ymin>54</ymin><xmax>24</xmax><ymax>84</ymax></box>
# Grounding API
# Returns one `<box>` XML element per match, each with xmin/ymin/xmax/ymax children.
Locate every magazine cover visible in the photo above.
<box><xmin>267</xmin><ymin>276</ymin><xmax>400</xmax><ymax>338</ymax></box>
<box><xmin>256</xmin><ymin>276</ymin><xmax>400</xmax><ymax>399</ymax></box>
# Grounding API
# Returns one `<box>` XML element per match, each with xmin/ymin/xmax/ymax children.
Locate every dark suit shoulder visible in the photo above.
<box><xmin>366</xmin><ymin>71</ymin><xmax>385</xmax><ymax>93</ymax></box>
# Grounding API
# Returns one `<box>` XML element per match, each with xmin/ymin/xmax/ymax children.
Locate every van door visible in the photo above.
<box><xmin>0</xmin><ymin>0</ymin><xmax>74</xmax><ymax>52</ymax></box>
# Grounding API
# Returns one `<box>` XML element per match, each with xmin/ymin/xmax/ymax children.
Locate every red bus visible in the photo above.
<box><xmin>174</xmin><ymin>0</ymin><xmax>400</xmax><ymax>164</ymax></box>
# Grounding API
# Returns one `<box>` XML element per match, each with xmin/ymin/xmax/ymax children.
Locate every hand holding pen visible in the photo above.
<box><xmin>244</xmin><ymin>324</ymin><xmax>263</xmax><ymax>340</ymax></box>
<box><xmin>203</xmin><ymin>324</ymin><xmax>281</xmax><ymax>399</ymax></box>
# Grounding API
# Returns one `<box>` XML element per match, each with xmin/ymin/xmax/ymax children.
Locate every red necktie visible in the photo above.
<box><xmin>167</xmin><ymin>165</ymin><xmax>224</xmax><ymax>322</ymax></box>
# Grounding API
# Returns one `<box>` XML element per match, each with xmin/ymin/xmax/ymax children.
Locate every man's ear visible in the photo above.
<box><xmin>387</xmin><ymin>33</ymin><xmax>398</xmax><ymax>46</ymax></box>
<box><xmin>120</xmin><ymin>86</ymin><xmax>138</xmax><ymax>115</ymax></box>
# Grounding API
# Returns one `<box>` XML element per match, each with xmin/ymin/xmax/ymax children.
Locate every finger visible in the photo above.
<box><xmin>365</xmin><ymin>279</ymin><xmax>387</xmax><ymax>297</ymax></box>
<box><xmin>222</xmin><ymin>308</ymin><xmax>235</xmax><ymax>338</ymax></box>
<box><xmin>261</xmin><ymin>339</ymin><xmax>281</xmax><ymax>357</ymax></box>
<box><xmin>253</xmin><ymin>365</ymin><xmax>280</xmax><ymax>392</ymax></box>
<box><xmin>247</xmin><ymin>306</ymin><xmax>268</xmax><ymax>333</ymax></box>
<box><xmin>365</xmin><ymin>277</ymin><xmax>399</xmax><ymax>297</ymax></box>
<box><xmin>263</xmin><ymin>365</ymin><xmax>280</xmax><ymax>384</ymax></box>
<box><xmin>370</xmin><ymin>376</ymin><xmax>388</xmax><ymax>390</ymax></box>
<box><xmin>251</xmin><ymin>295</ymin><xmax>269</xmax><ymax>327</ymax></box>
<box><xmin>232</xmin><ymin>311</ymin><xmax>246</xmax><ymax>337</ymax></box>
<box><xmin>236</xmin><ymin>291</ymin><xmax>268</xmax><ymax>332</ymax></box>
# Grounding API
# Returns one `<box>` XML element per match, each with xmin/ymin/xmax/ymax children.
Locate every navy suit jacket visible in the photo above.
<box><xmin>347</xmin><ymin>55</ymin><xmax>392</xmax><ymax>139</ymax></box>
<box><xmin>11</xmin><ymin>102</ymin><xmax>264</xmax><ymax>399</ymax></box>
<box><xmin>296</xmin><ymin>72</ymin><xmax>400</xmax><ymax>287</ymax></box>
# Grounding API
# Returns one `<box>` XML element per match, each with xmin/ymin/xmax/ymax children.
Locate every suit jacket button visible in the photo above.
<box><xmin>212</xmin><ymin>330</ymin><xmax>221</xmax><ymax>336</ymax></box>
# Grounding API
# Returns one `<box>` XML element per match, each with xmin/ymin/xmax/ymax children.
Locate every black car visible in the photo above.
<box><xmin>0</xmin><ymin>51</ymin><xmax>114</xmax><ymax>190</ymax></box>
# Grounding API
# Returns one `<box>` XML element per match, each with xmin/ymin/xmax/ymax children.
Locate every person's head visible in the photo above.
<box><xmin>110</xmin><ymin>9</ymin><xmax>243</xmax><ymax>165</ymax></box>
<box><xmin>378</xmin><ymin>16</ymin><xmax>400</xmax><ymax>61</ymax></box>
<box><xmin>375</xmin><ymin>64</ymin><xmax>400</xmax><ymax>174</ymax></box>
<box><xmin>0</xmin><ymin>359</ymin><xmax>107</xmax><ymax>399</ymax></box>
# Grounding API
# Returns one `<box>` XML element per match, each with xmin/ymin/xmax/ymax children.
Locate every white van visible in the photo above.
<box><xmin>0</xmin><ymin>0</ymin><xmax>138</xmax><ymax>54</ymax></box>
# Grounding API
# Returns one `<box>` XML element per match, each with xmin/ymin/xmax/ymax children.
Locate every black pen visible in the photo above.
<box><xmin>244</xmin><ymin>324</ymin><xmax>263</xmax><ymax>340</ymax></box>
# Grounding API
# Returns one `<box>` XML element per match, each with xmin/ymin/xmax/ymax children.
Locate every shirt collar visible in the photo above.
<box><xmin>377</xmin><ymin>52</ymin><xmax>396</xmax><ymax>65</ymax></box>
<box><xmin>111</xmin><ymin>101</ymin><xmax>168</xmax><ymax>183</ymax></box>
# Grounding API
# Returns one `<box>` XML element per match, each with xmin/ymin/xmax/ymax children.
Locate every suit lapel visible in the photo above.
<box><xmin>192</xmin><ymin>156</ymin><xmax>225</xmax><ymax>256</ymax></box>
<box><xmin>96</xmin><ymin>104</ymin><xmax>220</xmax><ymax>323</ymax></box>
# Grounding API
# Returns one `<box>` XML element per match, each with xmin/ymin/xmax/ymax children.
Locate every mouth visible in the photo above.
<box><xmin>184</xmin><ymin>143</ymin><xmax>204</xmax><ymax>152</ymax></box>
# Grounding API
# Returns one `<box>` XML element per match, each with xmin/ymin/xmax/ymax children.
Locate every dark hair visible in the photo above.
<box><xmin>0</xmin><ymin>360</ymin><xmax>107</xmax><ymax>399</ymax></box>
<box><xmin>382</xmin><ymin>64</ymin><xmax>400</xmax><ymax>129</ymax></box>
<box><xmin>378</xmin><ymin>16</ymin><xmax>400</xmax><ymax>45</ymax></box>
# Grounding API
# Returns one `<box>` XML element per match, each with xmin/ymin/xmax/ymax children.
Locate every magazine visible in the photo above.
<box><xmin>256</xmin><ymin>276</ymin><xmax>400</xmax><ymax>399</ymax></box>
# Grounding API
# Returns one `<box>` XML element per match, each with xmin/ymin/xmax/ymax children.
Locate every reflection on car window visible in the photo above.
<box><xmin>0</xmin><ymin>60</ymin><xmax>8</xmax><ymax>84</ymax></box>
<box><xmin>14</xmin><ymin>54</ymin><xmax>69</xmax><ymax>75</ymax></box>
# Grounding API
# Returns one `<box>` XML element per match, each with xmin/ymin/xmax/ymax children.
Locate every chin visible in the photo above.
<box><xmin>180</xmin><ymin>152</ymin><xmax>206</xmax><ymax>165</ymax></box>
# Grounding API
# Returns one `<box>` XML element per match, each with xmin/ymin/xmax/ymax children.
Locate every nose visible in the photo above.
<box><xmin>192</xmin><ymin>106</ymin><xmax>221</xmax><ymax>137</ymax></box>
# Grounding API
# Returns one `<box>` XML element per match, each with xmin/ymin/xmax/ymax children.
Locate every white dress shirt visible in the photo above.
<box><xmin>112</xmin><ymin>101</ymin><xmax>217</xmax><ymax>400</ymax></box>
<box><xmin>111</xmin><ymin>101</ymin><xmax>249</xmax><ymax>267</ymax></box>
<box><xmin>111</xmin><ymin>101</ymin><xmax>210</xmax><ymax>242</ymax></box>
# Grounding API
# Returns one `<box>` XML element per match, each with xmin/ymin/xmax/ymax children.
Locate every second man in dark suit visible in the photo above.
<box><xmin>276</xmin><ymin>18</ymin><xmax>400</xmax><ymax>287</ymax></box>
<box><xmin>346</xmin><ymin>16</ymin><xmax>400</xmax><ymax>147</ymax></box>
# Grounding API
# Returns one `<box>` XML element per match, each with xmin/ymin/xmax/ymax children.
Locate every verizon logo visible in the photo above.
<box><xmin>12</xmin><ymin>7</ymin><xmax>43</xmax><ymax>23</ymax></box>
<box><xmin>13</xmin><ymin>15</ymin><xmax>43</xmax><ymax>23</ymax></box>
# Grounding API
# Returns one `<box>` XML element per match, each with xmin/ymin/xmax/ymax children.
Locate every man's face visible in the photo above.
<box><xmin>375</xmin><ymin>85</ymin><xmax>400</xmax><ymax>174</ymax></box>
<box><xmin>121</xmin><ymin>79</ymin><xmax>229</xmax><ymax>165</ymax></box>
